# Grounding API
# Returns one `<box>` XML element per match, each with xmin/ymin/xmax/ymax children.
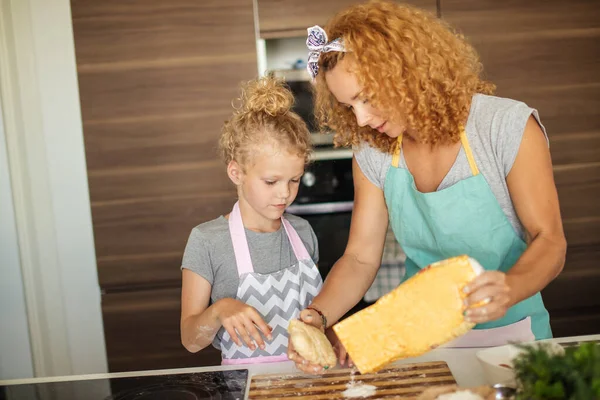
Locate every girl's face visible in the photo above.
<box><xmin>228</xmin><ymin>142</ymin><xmax>305</xmax><ymax>229</ymax></box>
<box><xmin>325</xmin><ymin>57</ymin><xmax>407</xmax><ymax>138</ymax></box>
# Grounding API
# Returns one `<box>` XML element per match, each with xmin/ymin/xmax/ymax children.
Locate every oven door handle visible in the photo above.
<box><xmin>286</xmin><ymin>201</ymin><xmax>354</xmax><ymax>215</ymax></box>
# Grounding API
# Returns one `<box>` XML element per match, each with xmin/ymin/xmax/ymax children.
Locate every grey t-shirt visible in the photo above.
<box><xmin>181</xmin><ymin>213</ymin><xmax>319</xmax><ymax>303</ymax></box>
<box><xmin>354</xmin><ymin>94</ymin><xmax>549</xmax><ymax>240</ymax></box>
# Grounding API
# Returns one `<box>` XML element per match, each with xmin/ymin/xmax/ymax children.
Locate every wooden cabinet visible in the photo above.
<box><xmin>256</xmin><ymin>0</ymin><xmax>437</xmax><ymax>38</ymax></box>
<box><xmin>440</xmin><ymin>0</ymin><xmax>600</xmax><ymax>336</ymax></box>
<box><xmin>69</xmin><ymin>0</ymin><xmax>598</xmax><ymax>373</ymax></box>
<box><xmin>70</xmin><ymin>0</ymin><xmax>257</xmax><ymax>372</ymax></box>
<box><xmin>102</xmin><ymin>288</ymin><xmax>221</xmax><ymax>372</ymax></box>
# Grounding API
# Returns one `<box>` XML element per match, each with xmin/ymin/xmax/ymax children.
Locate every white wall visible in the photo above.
<box><xmin>0</xmin><ymin>95</ymin><xmax>34</xmax><ymax>380</ymax></box>
<box><xmin>0</xmin><ymin>0</ymin><xmax>107</xmax><ymax>377</ymax></box>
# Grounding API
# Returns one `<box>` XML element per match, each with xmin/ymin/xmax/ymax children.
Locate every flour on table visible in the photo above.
<box><xmin>343</xmin><ymin>383</ymin><xmax>377</xmax><ymax>398</ymax></box>
<box><xmin>342</xmin><ymin>366</ymin><xmax>376</xmax><ymax>398</ymax></box>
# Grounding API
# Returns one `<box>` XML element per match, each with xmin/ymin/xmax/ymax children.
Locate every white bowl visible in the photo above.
<box><xmin>475</xmin><ymin>341</ymin><xmax>565</xmax><ymax>386</ymax></box>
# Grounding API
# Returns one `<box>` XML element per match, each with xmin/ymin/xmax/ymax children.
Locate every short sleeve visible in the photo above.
<box><xmin>353</xmin><ymin>143</ymin><xmax>390</xmax><ymax>189</ymax></box>
<box><xmin>492</xmin><ymin>102</ymin><xmax>549</xmax><ymax>177</ymax></box>
<box><xmin>181</xmin><ymin>228</ymin><xmax>214</xmax><ymax>285</ymax></box>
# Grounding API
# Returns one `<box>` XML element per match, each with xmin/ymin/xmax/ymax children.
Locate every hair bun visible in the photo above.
<box><xmin>239</xmin><ymin>75</ymin><xmax>294</xmax><ymax>116</ymax></box>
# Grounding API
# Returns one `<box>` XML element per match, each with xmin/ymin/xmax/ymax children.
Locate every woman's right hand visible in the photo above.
<box><xmin>326</xmin><ymin>327</ymin><xmax>354</xmax><ymax>368</ymax></box>
<box><xmin>215</xmin><ymin>298</ymin><xmax>272</xmax><ymax>351</ymax></box>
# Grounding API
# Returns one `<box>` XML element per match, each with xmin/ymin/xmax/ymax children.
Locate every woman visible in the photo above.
<box><xmin>289</xmin><ymin>0</ymin><xmax>566</xmax><ymax>373</ymax></box>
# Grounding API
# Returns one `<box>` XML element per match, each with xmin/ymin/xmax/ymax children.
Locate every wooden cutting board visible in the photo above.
<box><xmin>248</xmin><ymin>361</ymin><xmax>456</xmax><ymax>399</ymax></box>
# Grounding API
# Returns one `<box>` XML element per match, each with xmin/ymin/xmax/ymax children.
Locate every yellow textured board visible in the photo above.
<box><xmin>333</xmin><ymin>255</ymin><xmax>483</xmax><ymax>374</ymax></box>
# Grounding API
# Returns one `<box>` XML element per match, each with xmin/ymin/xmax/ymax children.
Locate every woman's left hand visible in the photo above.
<box><xmin>463</xmin><ymin>271</ymin><xmax>512</xmax><ymax>324</ymax></box>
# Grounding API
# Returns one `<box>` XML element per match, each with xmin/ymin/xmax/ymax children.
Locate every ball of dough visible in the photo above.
<box><xmin>288</xmin><ymin>319</ymin><xmax>337</xmax><ymax>368</ymax></box>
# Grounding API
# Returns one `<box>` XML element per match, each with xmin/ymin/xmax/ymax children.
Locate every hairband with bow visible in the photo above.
<box><xmin>306</xmin><ymin>25</ymin><xmax>346</xmax><ymax>79</ymax></box>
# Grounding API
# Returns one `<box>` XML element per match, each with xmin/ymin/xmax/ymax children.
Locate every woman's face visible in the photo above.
<box><xmin>324</xmin><ymin>57</ymin><xmax>406</xmax><ymax>138</ymax></box>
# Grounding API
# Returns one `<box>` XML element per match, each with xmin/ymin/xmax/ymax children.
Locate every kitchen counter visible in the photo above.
<box><xmin>2</xmin><ymin>334</ymin><xmax>598</xmax><ymax>391</ymax></box>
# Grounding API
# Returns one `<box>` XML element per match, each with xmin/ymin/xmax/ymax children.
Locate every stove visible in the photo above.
<box><xmin>0</xmin><ymin>369</ymin><xmax>248</xmax><ymax>400</ymax></box>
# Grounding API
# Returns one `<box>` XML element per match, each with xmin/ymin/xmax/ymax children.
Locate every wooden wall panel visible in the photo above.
<box><xmin>102</xmin><ymin>288</ymin><xmax>222</xmax><ymax>373</ymax></box>
<box><xmin>95</xmin><ymin>193</ymin><xmax>237</xmax><ymax>290</ymax></box>
<box><xmin>71</xmin><ymin>0</ymin><xmax>258</xmax><ymax>371</ymax></box>
<box><xmin>77</xmin><ymin>63</ymin><xmax>256</xmax><ymax>122</ymax></box>
<box><xmin>543</xmin><ymin>246</ymin><xmax>600</xmax><ymax>311</ymax></box>
<box><xmin>256</xmin><ymin>0</ymin><xmax>437</xmax><ymax>38</ymax></box>
<box><xmin>555</xmin><ymin>164</ymin><xmax>600</xmax><ymax>247</ymax></box>
<box><xmin>441</xmin><ymin>0</ymin><xmax>600</xmax><ymax>336</ymax></box>
<box><xmin>555</xmin><ymin>164</ymin><xmax>600</xmax><ymax>208</ymax></box>
<box><xmin>71</xmin><ymin>1</ymin><xmax>257</xmax><ymax>64</ymax></box>
<box><xmin>550</xmin><ymin>308</ymin><xmax>600</xmax><ymax>338</ymax></box>
<box><xmin>549</xmin><ymin>132</ymin><xmax>600</xmax><ymax>166</ymax></box>
<box><xmin>440</xmin><ymin>0</ymin><xmax>600</xmax><ymax>138</ymax></box>
<box><xmin>88</xmin><ymin>161</ymin><xmax>233</xmax><ymax>203</ymax></box>
<box><xmin>83</xmin><ymin>114</ymin><xmax>229</xmax><ymax>170</ymax></box>
<box><xmin>98</xmin><ymin>253</ymin><xmax>184</xmax><ymax>292</ymax></box>
<box><xmin>440</xmin><ymin>1</ymin><xmax>599</xmax><ymax>32</ymax></box>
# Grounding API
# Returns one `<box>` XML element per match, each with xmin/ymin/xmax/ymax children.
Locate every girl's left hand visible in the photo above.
<box><xmin>463</xmin><ymin>271</ymin><xmax>512</xmax><ymax>324</ymax></box>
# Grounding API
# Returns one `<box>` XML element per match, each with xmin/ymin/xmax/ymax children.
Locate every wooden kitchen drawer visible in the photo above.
<box><xmin>71</xmin><ymin>0</ymin><xmax>259</xmax><ymax>341</ymax></box>
<box><xmin>94</xmin><ymin>193</ymin><xmax>237</xmax><ymax>291</ymax></box>
<box><xmin>542</xmin><ymin>245</ymin><xmax>600</xmax><ymax>337</ymax></box>
<box><xmin>256</xmin><ymin>0</ymin><xmax>437</xmax><ymax>39</ymax></box>
<box><xmin>440</xmin><ymin>0</ymin><xmax>600</xmax><ymax>137</ymax></box>
<box><xmin>542</xmin><ymin>246</ymin><xmax>600</xmax><ymax>312</ymax></box>
<box><xmin>554</xmin><ymin>164</ymin><xmax>600</xmax><ymax>248</ymax></box>
<box><xmin>102</xmin><ymin>287</ymin><xmax>221</xmax><ymax>372</ymax></box>
<box><xmin>550</xmin><ymin>307</ymin><xmax>600</xmax><ymax>338</ymax></box>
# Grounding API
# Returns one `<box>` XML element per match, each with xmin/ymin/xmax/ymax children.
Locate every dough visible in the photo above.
<box><xmin>288</xmin><ymin>319</ymin><xmax>337</xmax><ymax>368</ymax></box>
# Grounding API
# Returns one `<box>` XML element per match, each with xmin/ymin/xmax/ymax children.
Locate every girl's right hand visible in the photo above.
<box><xmin>215</xmin><ymin>298</ymin><xmax>272</xmax><ymax>351</ymax></box>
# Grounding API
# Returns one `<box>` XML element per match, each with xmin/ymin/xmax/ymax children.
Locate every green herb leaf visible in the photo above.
<box><xmin>513</xmin><ymin>342</ymin><xmax>600</xmax><ymax>400</ymax></box>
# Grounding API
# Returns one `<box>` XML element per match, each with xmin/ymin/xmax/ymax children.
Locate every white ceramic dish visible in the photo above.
<box><xmin>475</xmin><ymin>341</ymin><xmax>565</xmax><ymax>386</ymax></box>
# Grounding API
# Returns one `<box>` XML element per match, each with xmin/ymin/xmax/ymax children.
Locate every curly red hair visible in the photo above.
<box><xmin>314</xmin><ymin>0</ymin><xmax>495</xmax><ymax>152</ymax></box>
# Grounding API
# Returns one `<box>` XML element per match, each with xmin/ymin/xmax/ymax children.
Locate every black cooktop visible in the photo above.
<box><xmin>0</xmin><ymin>369</ymin><xmax>248</xmax><ymax>400</ymax></box>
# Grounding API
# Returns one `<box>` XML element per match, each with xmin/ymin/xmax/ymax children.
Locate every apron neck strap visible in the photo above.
<box><xmin>391</xmin><ymin>128</ymin><xmax>479</xmax><ymax>176</ymax></box>
<box><xmin>459</xmin><ymin>128</ymin><xmax>479</xmax><ymax>176</ymax></box>
<box><xmin>281</xmin><ymin>218</ymin><xmax>311</xmax><ymax>261</ymax></box>
<box><xmin>228</xmin><ymin>201</ymin><xmax>312</xmax><ymax>276</ymax></box>
<box><xmin>391</xmin><ymin>133</ymin><xmax>403</xmax><ymax>168</ymax></box>
<box><xmin>228</xmin><ymin>201</ymin><xmax>254</xmax><ymax>275</ymax></box>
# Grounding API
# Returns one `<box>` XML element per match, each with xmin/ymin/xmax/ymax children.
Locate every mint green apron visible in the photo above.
<box><xmin>383</xmin><ymin>130</ymin><xmax>551</xmax><ymax>343</ymax></box>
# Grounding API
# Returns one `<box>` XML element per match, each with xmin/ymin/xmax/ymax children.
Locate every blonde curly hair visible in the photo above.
<box><xmin>314</xmin><ymin>0</ymin><xmax>495</xmax><ymax>152</ymax></box>
<box><xmin>219</xmin><ymin>75</ymin><xmax>312</xmax><ymax>168</ymax></box>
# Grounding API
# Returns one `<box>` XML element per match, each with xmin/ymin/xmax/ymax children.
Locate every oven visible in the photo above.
<box><xmin>287</xmin><ymin>149</ymin><xmax>354</xmax><ymax>280</ymax></box>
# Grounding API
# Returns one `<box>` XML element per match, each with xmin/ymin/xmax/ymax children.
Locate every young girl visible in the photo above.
<box><xmin>291</xmin><ymin>0</ymin><xmax>565</xmax><ymax>373</ymax></box>
<box><xmin>180</xmin><ymin>76</ymin><xmax>322</xmax><ymax>364</ymax></box>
